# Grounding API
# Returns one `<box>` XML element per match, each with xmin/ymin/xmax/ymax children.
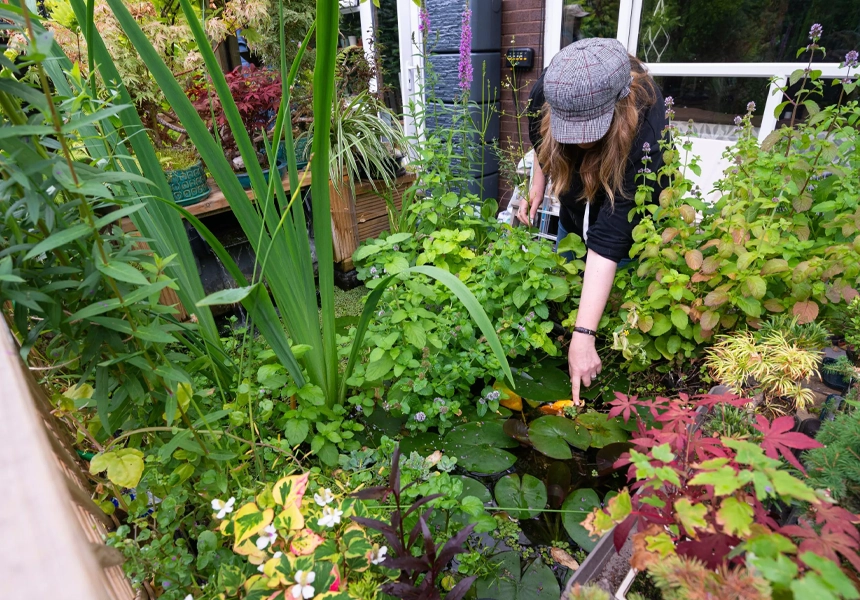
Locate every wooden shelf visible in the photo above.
<box><xmin>121</xmin><ymin>168</ymin><xmax>312</xmax><ymax>233</ymax></box>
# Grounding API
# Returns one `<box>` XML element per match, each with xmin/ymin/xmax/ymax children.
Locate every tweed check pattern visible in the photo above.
<box><xmin>544</xmin><ymin>38</ymin><xmax>633</xmax><ymax>144</ymax></box>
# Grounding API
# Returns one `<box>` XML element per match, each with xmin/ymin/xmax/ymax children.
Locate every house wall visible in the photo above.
<box><xmin>499</xmin><ymin>0</ymin><xmax>545</xmax><ymax>208</ymax></box>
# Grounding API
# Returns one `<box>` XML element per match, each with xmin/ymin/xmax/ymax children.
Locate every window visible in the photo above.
<box><xmin>560</xmin><ymin>0</ymin><xmax>621</xmax><ymax>50</ymax></box>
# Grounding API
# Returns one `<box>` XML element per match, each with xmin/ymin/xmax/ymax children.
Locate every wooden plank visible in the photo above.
<box><xmin>330</xmin><ymin>178</ymin><xmax>360</xmax><ymax>264</ymax></box>
<box><xmin>121</xmin><ymin>168</ymin><xmax>312</xmax><ymax>232</ymax></box>
<box><xmin>0</xmin><ymin>321</ymin><xmax>117</xmax><ymax>600</ymax></box>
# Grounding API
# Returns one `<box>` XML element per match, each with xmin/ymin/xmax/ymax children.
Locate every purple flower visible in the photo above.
<box><xmin>809</xmin><ymin>23</ymin><xmax>823</xmax><ymax>41</ymax></box>
<box><xmin>844</xmin><ymin>50</ymin><xmax>859</xmax><ymax>69</ymax></box>
<box><xmin>458</xmin><ymin>8</ymin><xmax>473</xmax><ymax>93</ymax></box>
<box><xmin>414</xmin><ymin>412</ymin><xmax>426</xmax><ymax>422</ymax></box>
<box><xmin>746</xmin><ymin>101</ymin><xmax>756</xmax><ymax>113</ymax></box>
<box><xmin>419</xmin><ymin>8</ymin><xmax>430</xmax><ymax>34</ymax></box>
<box><xmin>642</xmin><ymin>141</ymin><xmax>651</xmax><ymax>154</ymax></box>
<box><xmin>664</xmin><ymin>96</ymin><xmax>674</xmax><ymax>108</ymax></box>
<box><xmin>772</xmin><ymin>197</ymin><xmax>780</xmax><ymax>203</ymax></box>
<box><xmin>733</xmin><ymin>115</ymin><xmax>742</xmax><ymax>126</ymax></box>
<box><xmin>434</xmin><ymin>397</ymin><xmax>445</xmax><ymax>404</ymax></box>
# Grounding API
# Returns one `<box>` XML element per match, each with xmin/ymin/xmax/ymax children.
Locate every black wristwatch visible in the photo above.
<box><xmin>573</xmin><ymin>326</ymin><xmax>597</xmax><ymax>337</ymax></box>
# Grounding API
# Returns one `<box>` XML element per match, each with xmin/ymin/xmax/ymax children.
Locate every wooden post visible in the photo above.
<box><xmin>0</xmin><ymin>322</ymin><xmax>137</xmax><ymax>599</ymax></box>
<box><xmin>330</xmin><ymin>178</ymin><xmax>361</xmax><ymax>268</ymax></box>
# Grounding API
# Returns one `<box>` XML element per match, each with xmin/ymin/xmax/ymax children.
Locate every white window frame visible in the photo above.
<box><xmin>543</xmin><ymin>0</ymin><xmax>849</xmax><ymax>142</ymax></box>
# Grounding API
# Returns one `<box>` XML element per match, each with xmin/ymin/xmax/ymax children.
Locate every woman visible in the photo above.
<box><xmin>516</xmin><ymin>38</ymin><xmax>667</xmax><ymax>405</ymax></box>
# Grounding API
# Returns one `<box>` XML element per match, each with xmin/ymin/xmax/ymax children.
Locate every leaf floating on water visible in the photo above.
<box><xmin>550</xmin><ymin>547</ymin><xmax>580</xmax><ymax>570</ymax></box>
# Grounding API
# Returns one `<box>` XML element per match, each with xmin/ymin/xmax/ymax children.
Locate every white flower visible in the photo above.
<box><xmin>521</xmin><ymin>244</ymin><xmax>528</xmax><ymax>252</ymax></box>
<box><xmin>256</xmin><ymin>524</ymin><xmax>278</xmax><ymax>549</ymax></box>
<box><xmin>45</xmin><ymin>185</ymin><xmax>56</xmax><ymax>196</ymax></box>
<box><xmin>290</xmin><ymin>570</ymin><xmax>316</xmax><ymax>599</ymax></box>
<box><xmin>96</xmin><ymin>158</ymin><xmax>109</xmax><ymax>168</ymax></box>
<box><xmin>370</xmin><ymin>545</ymin><xmax>388</xmax><ymax>565</ymax></box>
<box><xmin>211</xmin><ymin>497</ymin><xmax>235</xmax><ymax>519</ymax></box>
<box><xmin>317</xmin><ymin>506</ymin><xmax>343</xmax><ymax>528</ymax></box>
<box><xmin>184</xmin><ymin>596</ymin><xmax>194</xmax><ymax>600</ymax></box>
<box><xmin>314</xmin><ymin>488</ymin><xmax>335</xmax><ymax>506</ymax></box>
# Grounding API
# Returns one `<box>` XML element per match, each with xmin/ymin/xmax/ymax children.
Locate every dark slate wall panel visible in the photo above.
<box><xmin>425</xmin><ymin>101</ymin><xmax>501</xmax><ymax>145</ymax></box>
<box><xmin>427</xmin><ymin>52</ymin><xmax>501</xmax><ymax>103</ymax></box>
<box><xmin>425</xmin><ymin>0</ymin><xmax>502</xmax><ymax>53</ymax></box>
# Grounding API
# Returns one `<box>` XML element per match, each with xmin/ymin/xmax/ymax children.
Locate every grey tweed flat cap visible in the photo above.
<box><xmin>544</xmin><ymin>38</ymin><xmax>633</xmax><ymax>145</ymax></box>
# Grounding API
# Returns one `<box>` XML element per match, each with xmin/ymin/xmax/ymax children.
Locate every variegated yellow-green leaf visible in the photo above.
<box><xmin>674</xmin><ymin>498</ymin><xmax>709</xmax><ymax>537</ymax></box>
<box><xmin>717</xmin><ymin>496</ymin><xmax>754</xmax><ymax>537</ymax></box>
<box><xmin>89</xmin><ymin>448</ymin><xmax>145</xmax><ymax>488</ymax></box>
<box><xmin>64</xmin><ymin>383</ymin><xmax>94</xmax><ymax>400</ymax></box>
<box><xmin>273</xmin><ymin>472</ymin><xmax>309</xmax><ymax>508</ymax></box>
<box><xmin>232</xmin><ymin>503</ymin><xmax>274</xmax><ymax>546</ymax></box>
<box><xmin>645</xmin><ymin>531</ymin><xmax>676</xmax><ymax>557</ymax></box>
<box><xmin>606</xmin><ymin>489</ymin><xmax>633</xmax><ymax>522</ymax></box>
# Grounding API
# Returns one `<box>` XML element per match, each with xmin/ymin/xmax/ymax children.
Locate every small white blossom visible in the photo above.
<box><xmin>521</xmin><ymin>244</ymin><xmax>528</xmax><ymax>252</ymax></box>
<box><xmin>314</xmin><ymin>488</ymin><xmax>335</xmax><ymax>506</ymax></box>
<box><xmin>256</xmin><ymin>524</ymin><xmax>278</xmax><ymax>550</ymax></box>
<box><xmin>317</xmin><ymin>506</ymin><xmax>343</xmax><ymax>528</ymax></box>
<box><xmin>46</xmin><ymin>185</ymin><xmax>56</xmax><ymax>196</ymax></box>
<box><xmin>370</xmin><ymin>545</ymin><xmax>388</xmax><ymax>565</ymax></box>
<box><xmin>291</xmin><ymin>570</ymin><xmax>316</xmax><ymax>599</ymax></box>
<box><xmin>211</xmin><ymin>497</ymin><xmax>235</xmax><ymax>519</ymax></box>
<box><xmin>184</xmin><ymin>596</ymin><xmax>194</xmax><ymax>600</ymax></box>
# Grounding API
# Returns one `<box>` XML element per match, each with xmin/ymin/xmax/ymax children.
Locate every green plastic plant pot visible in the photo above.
<box><xmin>165</xmin><ymin>161</ymin><xmax>211</xmax><ymax>206</ymax></box>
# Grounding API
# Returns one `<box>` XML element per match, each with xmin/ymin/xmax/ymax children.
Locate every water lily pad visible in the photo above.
<box><xmin>562</xmin><ymin>488</ymin><xmax>602</xmax><ymax>552</ymax></box>
<box><xmin>512</xmin><ymin>362</ymin><xmax>571</xmax><ymax>403</ymax></box>
<box><xmin>494</xmin><ymin>474</ymin><xmax>548</xmax><ymax>519</ymax></box>
<box><xmin>528</xmin><ymin>415</ymin><xmax>591</xmax><ymax>459</ymax></box>
<box><xmin>503</xmin><ymin>418</ymin><xmax>530</xmax><ymax>444</ymax></box>
<box><xmin>575</xmin><ymin>411</ymin><xmax>629</xmax><ymax>448</ymax></box>
<box><xmin>457</xmin><ymin>476</ymin><xmax>492</xmax><ymax>503</ymax></box>
<box><xmin>476</xmin><ymin>551</ymin><xmax>560</xmax><ymax>600</ymax></box>
<box><xmin>399</xmin><ymin>432</ymin><xmax>441</xmax><ymax>456</ymax></box>
<box><xmin>441</xmin><ymin>420</ymin><xmax>518</xmax><ymax>474</ymax></box>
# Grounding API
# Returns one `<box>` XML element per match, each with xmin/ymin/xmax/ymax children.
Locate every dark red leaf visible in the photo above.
<box><xmin>613</xmin><ymin>514</ymin><xmax>636</xmax><ymax>552</ymax></box>
<box><xmin>353</xmin><ymin>486</ymin><xmax>391</xmax><ymax>500</ymax></box>
<box><xmin>754</xmin><ymin>415</ymin><xmax>822</xmax><ymax>473</ymax></box>
<box><xmin>444</xmin><ymin>575</ymin><xmax>477</xmax><ymax>600</ymax></box>
<box><xmin>677</xmin><ymin>532</ymin><xmax>736</xmax><ymax>569</ymax></box>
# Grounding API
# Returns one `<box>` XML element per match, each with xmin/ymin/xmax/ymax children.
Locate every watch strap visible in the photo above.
<box><xmin>573</xmin><ymin>326</ymin><xmax>597</xmax><ymax>337</ymax></box>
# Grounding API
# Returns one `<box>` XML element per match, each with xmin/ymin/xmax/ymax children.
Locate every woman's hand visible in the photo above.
<box><xmin>568</xmin><ymin>331</ymin><xmax>601</xmax><ymax>405</ymax></box>
<box><xmin>517</xmin><ymin>199</ymin><xmax>541</xmax><ymax>226</ymax></box>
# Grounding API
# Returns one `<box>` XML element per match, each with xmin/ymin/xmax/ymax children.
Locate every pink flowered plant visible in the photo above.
<box><xmin>457</xmin><ymin>7</ymin><xmax>472</xmax><ymax>94</ymax></box>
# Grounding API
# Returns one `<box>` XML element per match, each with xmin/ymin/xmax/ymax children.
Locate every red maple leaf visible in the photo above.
<box><xmin>781</xmin><ymin>521</ymin><xmax>860</xmax><ymax>572</ymax></box>
<box><xmin>693</xmin><ymin>393</ymin><xmax>750</xmax><ymax>410</ymax></box>
<box><xmin>608</xmin><ymin>392</ymin><xmax>640</xmax><ymax>423</ymax></box>
<box><xmin>754</xmin><ymin>415</ymin><xmax>822</xmax><ymax>473</ymax></box>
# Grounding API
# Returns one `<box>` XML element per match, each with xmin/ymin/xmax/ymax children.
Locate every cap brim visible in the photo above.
<box><xmin>550</xmin><ymin>107</ymin><xmax>613</xmax><ymax>145</ymax></box>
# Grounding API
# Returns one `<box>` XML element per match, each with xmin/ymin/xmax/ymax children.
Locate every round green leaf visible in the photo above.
<box><xmin>575</xmin><ymin>412</ymin><xmax>629</xmax><ymax>448</ymax></box>
<box><xmin>528</xmin><ymin>415</ymin><xmax>591</xmax><ymax>459</ymax></box>
<box><xmin>476</xmin><ymin>552</ymin><xmax>560</xmax><ymax>600</ymax></box>
<box><xmin>457</xmin><ymin>476</ymin><xmax>492</xmax><ymax>503</ymax></box>
<box><xmin>494</xmin><ymin>474</ymin><xmax>548</xmax><ymax>519</ymax></box>
<box><xmin>562</xmin><ymin>488</ymin><xmax>601</xmax><ymax>552</ymax></box>
<box><xmin>441</xmin><ymin>421</ymin><xmax>518</xmax><ymax>474</ymax></box>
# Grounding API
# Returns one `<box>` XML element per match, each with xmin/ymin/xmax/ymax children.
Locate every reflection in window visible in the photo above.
<box><xmin>653</xmin><ymin>76</ymin><xmax>770</xmax><ymax>140</ymax></box>
<box><xmin>560</xmin><ymin>0</ymin><xmax>620</xmax><ymax>50</ymax></box>
<box><xmin>638</xmin><ymin>0</ymin><xmax>860</xmax><ymax>64</ymax></box>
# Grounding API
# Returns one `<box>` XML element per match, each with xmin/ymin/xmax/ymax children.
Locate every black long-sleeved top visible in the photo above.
<box><xmin>527</xmin><ymin>69</ymin><xmax>668</xmax><ymax>263</ymax></box>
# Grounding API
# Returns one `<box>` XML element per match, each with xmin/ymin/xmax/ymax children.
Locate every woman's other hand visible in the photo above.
<box><xmin>568</xmin><ymin>331</ymin><xmax>601</xmax><ymax>405</ymax></box>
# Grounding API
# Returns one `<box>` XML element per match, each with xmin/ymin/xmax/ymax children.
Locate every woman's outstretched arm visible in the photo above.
<box><xmin>568</xmin><ymin>249</ymin><xmax>617</xmax><ymax>404</ymax></box>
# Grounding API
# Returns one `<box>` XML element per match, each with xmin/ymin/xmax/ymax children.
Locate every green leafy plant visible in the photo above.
<box><xmin>607</xmin><ymin>33</ymin><xmax>860</xmax><ymax>370</ymax></box>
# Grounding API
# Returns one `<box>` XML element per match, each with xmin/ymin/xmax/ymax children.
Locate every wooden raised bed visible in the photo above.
<box><xmin>331</xmin><ymin>174</ymin><xmax>415</xmax><ymax>271</ymax></box>
<box><xmin>0</xmin><ymin>319</ymin><xmax>138</xmax><ymax>599</ymax></box>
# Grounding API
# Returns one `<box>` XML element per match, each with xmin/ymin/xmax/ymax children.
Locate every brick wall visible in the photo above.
<box><xmin>499</xmin><ymin>0</ymin><xmax>545</xmax><ymax>209</ymax></box>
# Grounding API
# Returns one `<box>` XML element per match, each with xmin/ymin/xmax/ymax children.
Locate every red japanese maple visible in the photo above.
<box><xmin>754</xmin><ymin>414</ymin><xmax>823</xmax><ymax>473</ymax></box>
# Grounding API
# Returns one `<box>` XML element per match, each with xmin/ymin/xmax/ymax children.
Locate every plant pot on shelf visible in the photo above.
<box><xmin>236</xmin><ymin>160</ymin><xmax>289</xmax><ymax>190</ymax></box>
<box><xmin>165</xmin><ymin>161</ymin><xmax>211</xmax><ymax>206</ymax></box>
<box><xmin>821</xmin><ymin>356</ymin><xmax>853</xmax><ymax>392</ymax></box>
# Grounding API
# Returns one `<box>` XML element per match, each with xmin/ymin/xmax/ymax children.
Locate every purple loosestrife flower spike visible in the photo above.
<box><xmin>458</xmin><ymin>7</ymin><xmax>473</xmax><ymax>94</ymax></box>
<box><xmin>419</xmin><ymin>8</ymin><xmax>430</xmax><ymax>34</ymax></box>
<box><xmin>844</xmin><ymin>50</ymin><xmax>859</xmax><ymax>69</ymax></box>
<box><xmin>809</xmin><ymin>23</ymin><xmax>823</xmax><ymax>41</ymax></box>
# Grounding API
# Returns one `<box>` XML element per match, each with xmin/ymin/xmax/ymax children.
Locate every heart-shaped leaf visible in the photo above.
<box><xmin>528</xmin><ymin>415</ymin><xmax>591</xmax><ymax>459</ymax></box>
<box><xmin>441</xmin><ymin>421</ymin><xmax>518</xmax><ymax>474</ymax></box>
<box><xmin>494</xmin><ymin>474</ymin><xmax>547</xmax><ymax>519</ymax></box>
<box><xmin>562</xmin><ymin>488</ymin><xmax>602</xmax><ymax>552</ymax></box>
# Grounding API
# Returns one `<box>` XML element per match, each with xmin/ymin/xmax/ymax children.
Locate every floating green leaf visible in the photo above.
<box><xmin>440</xmin><ymin>421</ymin><xmax>518</xmax><ymax>474</ymax></box>
<box><xmin>528</xmin><ymin>415</ymin><xmax>591</xmax><ymax>459</ymax></box>
<box><xmin>494</xmin><ymin>474</ymin><xmax>547</xmax><ymax>519</ymax></box>
<box><xmin>561</xmin><ymin>488</ymin><xmax>601</xmax><ymax>552</ymax></box>
<box><xmin>575</xmin><ymin>411</ymin><xmax>628</xmax><ymax>448</ymax></box>
<box><xmin>476</xmin><ymin>551</ymin><xmax>560</xmax><ymax>600</ymax></box>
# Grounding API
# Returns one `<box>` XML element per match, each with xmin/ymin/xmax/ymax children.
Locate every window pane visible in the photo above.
<box><xmin>638</xmin><ymin>0</ymin><xmax>860</xmax><ymax>63</ymax></box>
<box><xmin>560</xmin><ymin>0</ymin><xmax>620</xmax><ymax>50</ymax></box>
<box><xmin>653</xmin><ymin>76</ymin><xmax>770</xmax><ymax>141</ymax></box>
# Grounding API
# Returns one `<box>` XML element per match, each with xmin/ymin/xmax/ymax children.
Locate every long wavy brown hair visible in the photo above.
<box><xmin>537</xmin><ymin>56</ymin><xmax>657</xmax><ymax>206</ymax></box>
